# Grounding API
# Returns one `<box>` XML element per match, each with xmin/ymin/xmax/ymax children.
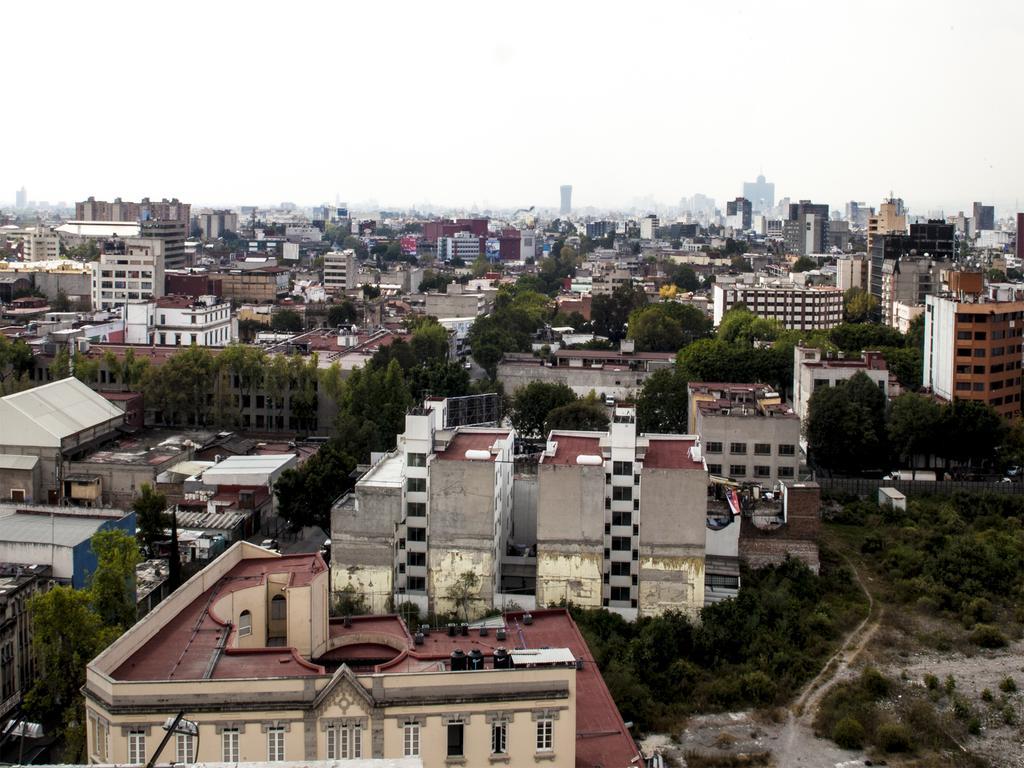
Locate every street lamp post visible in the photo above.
<box><xmin>145</xmin><ymin>711</ymin><xmax>200</xmax><ymax>768</ymax></box>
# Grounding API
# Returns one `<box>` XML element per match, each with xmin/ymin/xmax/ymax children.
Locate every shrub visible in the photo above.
<box><xmin>924</xmin><ymin>674</ymin><xmax>940</xmax><ymax>691</ymax></box>
<box><xmin>962</xmin><ymin>597</ymin><xmax>996</xmax><ymax>627</ymax></box>
<box><xmin>970</xmin><ymin>624</ymin><xmax>1008</xmax><ymax>648</ymax></box>
<box><xmin>876</xmin><ymin>722</ymin><xmax>913</xmax><ymax>753</ymax></box>
<box><xmin>944</xmin><ymin>674</ymin><xmax>957</xmax><ymax>695</ymax></box>
<box><xmin>1003</xmin><ymin>704</ymin><xmax>1017</xmax><ymax>725</ymax></box>
<box><xmin>739</xmin><ymin>671</ymin><xmax>777</xmax><ymax>705</ymax></box>
<box><xmin>981</xmin><ymin>688</ymin><xmax>993</xmax><ymax>702</ymax></box>
<box><xmin>967</xmin><ymin>716</ymin><xmax>981</xmax><ymax>735</ymax></box>
<box><xmin>832</xmin><ymin>717</ymin><xmax>865</xmax><ymax>749</ymax></box>
<box><xmin>999</xmin><ymin>676</ymin><xmax>1017</xmax><ymax>694</ymax></box>
<box><xmin>952</xmin><ymin>696</ymin><xmax>971</xmax><ymax>720</ymax></box>
<box><xmin>860</xmin><ymin>667</ymin><xmax>891</xmax><ymax>700</ymax></box>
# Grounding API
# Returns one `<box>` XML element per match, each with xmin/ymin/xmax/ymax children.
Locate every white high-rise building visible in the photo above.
<box><xmin>91</xmin><ymin>238</ymin><xmax>166</xmax><ymax>310</ymax></box>
<box><xmin>323</xmin><ymin>249</ymin><xmax>357</xmax><ymax>292</ymax></box>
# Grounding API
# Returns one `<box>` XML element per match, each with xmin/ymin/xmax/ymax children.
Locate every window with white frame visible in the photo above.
<box><xmin>238</xmin><ymin>610</ymin><xmax>252</xmax><ymax>637</ymax></box>
<box><xmin>536</xmin><ymin>718</ymin><xmax>553</xmax><ymax>752</ymax></box>
<box><xmin>92</xmin><ymin>718</ymin><xmax>108</xmax><ymax>761</ymax></box>
<box><xmin>491</xmin><ymin>721</ymin><xmax>507</xmax><ymax>755</ymax></box>
<box><xmin>267</xmin><ymin>726</ymin><xmax>285</xmax><ymax>761</ymax></box>
<box><xmin>403</xmin><ymin>721</ymin><xmax>420</xmax><ymax>757</ymax></box>
<box><xmin>222</xmin><ymin>728</ymin><xmax>239</xmax><ymax>763</ymax></box>
<box><xmin>341</xmin><ymin>724</ymin><xmax>361</xmax><ymax>759</ymax></box>
<box><xmin>176</xmin><ymin>733</ymin><xmax>194</xmax><ymax>764</ymax></box>
<box><xmin>127</xmin><ymin>729</ymin><xmax>146</xmax><ymax>764</ymax></box>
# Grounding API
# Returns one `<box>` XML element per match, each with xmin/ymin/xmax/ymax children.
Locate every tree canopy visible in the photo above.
<box><xmin>805</xmin><ymin>371</ymin><xmax>888</xmax><ymax>474</ymax></box>
<box><xmin>628</xmin><ymin>303</ymin><xmax>711</xmax><ymax>353</ymax></box>
<box><xmin>509</xmin><ymin>381</ymin><xmax>578</xmax><ymax>439</ymax></box>
<box><xmin>636</xmin><ymin>368</ymin><xmax>689</xmax><ymax>433</ymax></box>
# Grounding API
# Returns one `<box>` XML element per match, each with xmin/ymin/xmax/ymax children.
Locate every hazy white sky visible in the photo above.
<box><xmin>6</xmin><ymin>0</ymin><xmax>1023</xmax><ymax>215</ymax></box>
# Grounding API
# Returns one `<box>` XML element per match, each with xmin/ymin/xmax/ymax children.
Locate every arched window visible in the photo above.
<box><xmin>270</xmin><ymin>594</ymin><xmax>287</xmax><ymax>621</ymax></box>
<box><xmin>238</xmin><ymin>610</ymin><xmax>252</xmax><ymax>637</ymax></box>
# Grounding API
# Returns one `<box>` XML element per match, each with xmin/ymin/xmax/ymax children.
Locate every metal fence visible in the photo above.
<box><xmin>817</xmin><ymin>476</ymin><xmax>1024</xmax><ymax>498</ymax></box>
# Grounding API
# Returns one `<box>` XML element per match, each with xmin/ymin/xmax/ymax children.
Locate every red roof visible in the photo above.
<box><xmin>541</xmin><ymin>434</ymin><xmax>602</xmax><ymax>466</ymax></box>
<box><xmin>113</xmin><ymin>553</ymin><xmax>328</xmax><ymax>681</ymax></box>
<box><xmin>644</xmin><ymin>438</ymin><xmax>704</xmax><ymax>470</ymax></box>
<box><xmin>434</xmin><ymin>431</ymin><xmax>510</xmax><ymax>462</ymax></box>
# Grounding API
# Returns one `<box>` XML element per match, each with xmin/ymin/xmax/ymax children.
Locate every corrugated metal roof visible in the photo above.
<box><xmin>0</xmin><ymin>509</ymin><xmax>116</xmax><ymax>547</ymax></box>
<box><xmin>0</xmin><ymin>378</ymin><xmax>124</xmax><ymax>448</ymax></box>
<box><xmin>174</xmin><ymin>509</ymin><xmax>247</xmax><ymax>532</ymax></box>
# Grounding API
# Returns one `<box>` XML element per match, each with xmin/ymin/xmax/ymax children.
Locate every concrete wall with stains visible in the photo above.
<box><xmin>330</xmin><ymin>483</ymin><xmax>401</xmax><ymax>614</ymax></box>
<box><xmin>535</xmin><ymin>463</ymin><xmax>605</xmax><ymax>607</ymax></box>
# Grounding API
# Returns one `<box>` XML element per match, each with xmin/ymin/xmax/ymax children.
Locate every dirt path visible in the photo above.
<box><xmin>771</xmin><ymin>547</ymin><xmax>882</xmax><ymax>765</ymax></box>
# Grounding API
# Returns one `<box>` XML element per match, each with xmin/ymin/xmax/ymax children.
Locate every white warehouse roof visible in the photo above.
<box><xmin>0</xmin><ymin>378</ymin><xmax>124</xmax><ymax>449</ymax></box>
<box><xmin>200</xmin><ymin>454</ymin><xmax>298</xmax><ymax>486</ymax></box>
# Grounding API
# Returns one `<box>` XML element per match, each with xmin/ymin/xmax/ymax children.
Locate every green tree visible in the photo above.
<box><xmin>510</xmin><ymin>381</ymin><xmax>578</xmax><ymax>439</ymax></box>
<box><xmin>668</xmin><ymin>264</ymin><xmax>700</xmax><ymax>292</ymax></box>
<box><xmin>410</xmin><ymin>321</ymin><xmax>451</xmax><ymax>364</ymax></box>
<box><xmin>544</xmin><ymin>400</ymin><xmax>610</xmax><ymax>432</ymax></box>
<box><xmin>0</xmin><ymin>335</ymin><xmax>34</xmax><ymax>393</ymax></box>
<box><xmin>275</xmin><ymin>439</ymin><xmax>358</xmax><ymax>531</ymax></box>
<box><xmin>327</xmin><ymin>301</ymin><xmax>358</xmax><ymax>327</ymax></box>
<box><xmin>843</xmin><ymin>287</ymin><xmax>879</xmax><ymax>323</ymax></box>
<box><xmin>72</xmin><ymin>351</ymin><xmax>99</xmax><ymax>384</ymax></box>
<box><xmin>636</xmin><ymin>368</ymin><xmax>689</xmax><ymax>433</ymax></box>
<box><xmin>887</xmin><ymin>393</ymin><xmax>942</xmax><ymax>471</ymax></box>
<box><xmin>133</xmin><ymin>483</ymin><xmax>169</xmax><ymax>552</ymax></box>
<box><xmin>936</xmin><ymin>399</ymin><xmax>1006</xmax><ymax>468</ymax></box>
<box><xmin>89</xmin><ymin>529</ymin><xmax>141</xmax><ymax>629</ymax></box>
<box><xmin>49</xmin><ymin>347</ymin><xmax>71</xmax><ymax>379</ymax></box>
<box><xmin>791</xmin><ymin>256</ymin><xmax>817</xmax><ymax>272</ymax></box>
<box><xmin>828</xmin><ymin>322</ymin><xmax>904</xmax><ymax>353</ymax></box>
<box><xmin>418</xmin><ymin>270</ymin><xmax>451</xmax><ymax>293</ymax></box>
<box><xmin>271</xmin><ymin>308</ymin><xmax>303</xmax><ymax>333</ymax></box>
<box><xmin>446</xmin><ymin>570</ymin><xmax>481</xmax><ymax>622</ymax></box>
<box><xmin>628</xmin><ymin>303</ymin><xmax>711</xmax><ymax>352</ymax></box>
<box><xmin>805</xmin><ymin>371</ymin><xmax>887</xmax><ymax>473</ymax></box>
<box><xmin>51</xmin><ymin>288</ymin><xmax>72</xmax><ymax>312</ymax></box>
<box><xmin>591</xmin><ymin>283</ymin><xmax>648</xmax><ymax>342</ymax></box>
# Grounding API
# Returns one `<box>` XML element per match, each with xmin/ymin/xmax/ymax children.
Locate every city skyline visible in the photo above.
<box><xmin>5</xmin><ymin>0</ymin><xmax>1023</xmax><ymax>214</ymax></box>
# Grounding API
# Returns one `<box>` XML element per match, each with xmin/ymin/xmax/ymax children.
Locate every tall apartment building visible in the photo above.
<box><xmin>845</xmin><ymin>201</ymin><xmax>872</xmax><ymax>230</ymax></box>
<box><xmin>836</xmin><ymin>253</ymin><xmax>869</xmax><ymax>291</ymax></box>
<box><xmin>560</xmin><ymin>185</ymin><xmax>572</xmax><ymax>216</ymax></box>
<box><xmin>784</xmin><ymin>200</ymin><xmax>829</xmax><ymax>255</ymax></box>
<box><xmin>437</xmin><ymin>231</ymin><xmax>483</xmax><ymax>262</ymax></box>
<box><xmin>866</xmin><ymin>197</ymin><xmax>906</xmax><ymax>253</ymax></box>
<box><xmin>84</xmin><ymin>543</ymin><xmax>640</xmax><ymax>768</ymax></box>
<box><xmin>923</xmin><ymin>279</ymin><xmax>1024</xmax><ymax>419</ymax></box>
<box><xmin>141</xmin><ymin>218</ymin><xmax>188</xmax><ymax>270</ymax></box>
<box><xmin>869</xmin><ymin>220</ymin><xmax>955</xmax><ymax>314</ymax></box>
<box><xmin>91</xmin><ymin>237</ymin><xmax>166</xmax><ymax>310</ymax></box>
<box><xmin>725</xmin><ymin>197</ymin><xmax>752</xmax><ymax>230</ymax></box>
<box><xmin>196</xmin><ymin>209</ymin><xmax>239</xmax><ymax>239</ymax></box>
<box><xmin>332</xmin><ymin>400</ymin><xmax>514</xmax><ymax>617</ymax></box>
<box><xmin>712</xmin><ymin>277</ymin><xmax>843</xmax><ymax>330</ymax></box>
<box><xmin>535</xmin><ymin>407</ymin><xmax>708</xmax><ymax>620</ymax></box>
<box><xmin>687</xmin><ymin>383</ymin><xmax>800</xmax><ymax>485</ymax></box>
<box><xmin>76</xmin><ymin>196</ymin><xmax>191</xmax><ymax>227</ymax></box>
<box><xmin>323</xmin><ymin>249</ymin><xmax>357</xmax><ymax>293</ymax></box>
<box><xmin>9</xmin><ymin>224</ymin><xmax>61</xmax><ymax>261</ymax></box>
<box><xmin>879</xmin><ymin>255</ymin><xmax>951</xmax><ymax>327</ymax></box>
<box><xmin>639</xmin><ymin>215</ymin><xmax>659</xmax><ymax>240</ymax></box>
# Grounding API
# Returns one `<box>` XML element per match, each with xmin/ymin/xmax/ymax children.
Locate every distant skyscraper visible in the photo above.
<box><xmin>742</xmin><ymin>174</ymin><xmax>774</xmax><ymax>214</ymax></box>
<box><xmin>1017</xmin><ymin>213</ymin><xmax>1023</xmax><ymax>263</ymax></box>
<box><xmin>726</xmin><ymin>198</ymin><xmax>752</xmax><ymax>230</ymax></box>
<box><xmin>15</xmin><ymin>187</ymin><xmax>26</xmax><ymax>209</ymax></box>
<box><xmin>560</xmin><ymin>185</ymin><xmax>572</xmax><ymax>216</ymax></box>
<box><xmin>972</xmin><ymin>201</ymin><xmax>995</xmax><ymax>232</ymax></box>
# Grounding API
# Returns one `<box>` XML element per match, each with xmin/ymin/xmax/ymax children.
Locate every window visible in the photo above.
<box><xmin>128</xmin><ymin>729</ymin><xmax>145</xmax><ymax>764</ymax></box>
<box><xmin>778</xmin><ymin>466</ymin><xmax>795</xmax><ymax>478</ymax></box>
<box><xmin>407</xmin><ymin>526</ymin><xmax>426</xmax><ymax>542</ymax></box>
<box><xmin>707</xmin><ymin>573</ymin><xmax>740</xmax><ymax>590</ymax></box>
<box><xmin>705</xmin><ymin>441</ymin><xmax>723</xmax><ymax>454</ymax></box>
<box><xmin>612</xmin><ymin>511</ymin><xmax>632</xmax><ymax>527</ymax></box>
<box><xmin>729</xmin><ymin>465</ymin><xmax>747</xmax><ymax>477</ymax></box>
<box><xmin>407</xmin><ymin>478</ymin><xmax>426</xmax><ymax>493</ymax></box>
<box><xmin>612</xmin><ymin>460</ymin><xmax>632</xmax><ymax>475</ymax></box>
<box><xmin>176</xmin><ymin>733</ymin><xmax>194</xmax><ymax>764</ymax></box>
<box><xmin>491</xmin><ymin>721</ymin><xmax>507</xmax><ymax>755</ymax></box>
<box><xmin>407</xmin><ymin>576</ymin><xmax>426</xmax><ymax>591</ymax></box>
<box><xmin>729</xmin><ymin>442</ymin><xmax>747</xmax><ymax>454</ymax></box>
<box><xmin>407</xmin><ymin>551</ymin><xmax>426</xmax><ymax>567</ymax></box>
<box><xmin>778</xmin><ymin>444</ymin><xmax>795</xmax><ymax>456</ymax></box>
<box><xmin>447</xmin><ymin>721</ymin><xmax>465</xmax><ymax>758</ymax></box>
<box><xmin>407</xmin><ymin>502</ymin><xmax>426</xmax><ymax>517</ymax></box>
<box><xmin>270</xmin><ymin>594</ymin><xmax>286</xmax><ymax>620</ymax></box>
<box><xmin>610</xmin><ymin>585</ymin><xmax>631</xmax><ymax>601</ymax></box>
<box><xmin>407</xmin><ymin>453</ymin><xmax>427</xmax><ymax>467</ymax></box>
<box><xmin>267</xmin><ymin>726</ymin><xmax>285</xmax><ymax>761</ymax></box>
<box><xmin>612</xmin><ymin>486</ymin><xmax>632</xmax><ymax>502</ymax></box>
<box><xmin>707</xmin><ymin>463</ymin><xmax>722</xmax><ymax>475</ymax></box>
<box><xmin>536</xmin><ymin>718</ymin><xmax>553</xmax><ymax>752</ymax></box>
<box><xmin>328</xmin><ymin>724</ymin><xmax>361</xmax><ymax>760</ymax></box>
<box><xmin>611</xmin><ymin>536</ymin><xmax>631</xmax><ymax>551</ymax></box>
<box><xmin>754</xmin><ymin>466</ymin><xmax>771</xmax><ymax>478</ymax></box>
<box><xmin>92</xmin><ymin>717</ymin><xmax>109</xmax><ymax>761</ymax></box>
<box><xmin>222</xmin><ymin>728</ymin><xmax>239</xmax><ymax>763</ymax></box>
<box><xmin>610</xmin><ymin>561</ymin><xmax>631</xmax><ymax>576</ymax></box>
<box><xmin>754</xmin><ymin>443</ymin><xmax>771</xmax><ymax>456</ymax></box>
<box><xmin>238</xmin><ymin>610</ymin><xmax>252</xmax><ymax>637</ymax></box>
<box><xmin>403</xmin><ymin>722</ymin><xmax>420</xmax><ymax>757</ymax></box>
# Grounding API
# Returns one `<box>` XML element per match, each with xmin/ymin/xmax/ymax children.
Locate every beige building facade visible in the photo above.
<box><xmin>85</xmin><ymin>543</ymin><xmax>640</xmax><ymax>768</ymax></box>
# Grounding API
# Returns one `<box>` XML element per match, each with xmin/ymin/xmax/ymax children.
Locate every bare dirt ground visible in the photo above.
<box><xmin>640</xmin><ymin>544</ymin><xmax>1024</xmax><ymax>767</ymax></box>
